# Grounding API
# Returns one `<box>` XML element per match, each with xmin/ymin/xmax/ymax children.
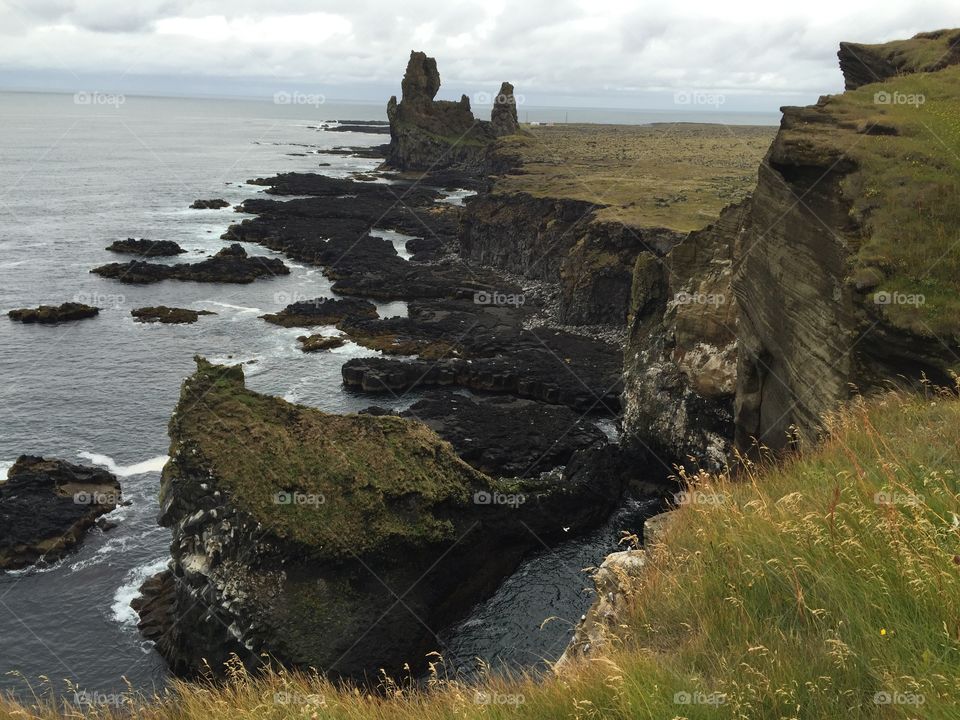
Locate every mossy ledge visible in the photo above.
<box><xmin>143</xmin><ymin>358</ymin><xmax>627</xmax><ymax>680</ymax></box>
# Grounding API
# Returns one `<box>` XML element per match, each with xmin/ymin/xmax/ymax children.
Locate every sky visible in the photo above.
<box><xmin>1</xmin><ymin>0</ymin><xmax>958</xmax><ymax>112</ymax></box>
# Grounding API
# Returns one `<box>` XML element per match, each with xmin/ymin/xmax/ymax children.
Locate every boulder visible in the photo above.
<box><xmin>190</xmin><ymin>199</ymin><xmax>231</xmax><ymax>209</ymax></box>
<box><xmin>106</xmin><ymin>238</ymin><xmax>186</xmax><ymax>256</ymax></box>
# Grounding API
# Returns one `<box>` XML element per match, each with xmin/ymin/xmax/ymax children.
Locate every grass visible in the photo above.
<box><xmin>5</xmin><ymin>383</ymin><xmax>960</xmax><ymax>718</ymax></box>
<box><xmin>776</xmin><ymin>64</ymin><xmax>960</xmax><ymax>339</ymax></box>
<box><xmin>162</xmin><ymin>358</ymin><xmax>493</xmax><ymax>556</ymax></box>
<box><xmin>492</xmin><ymin>123</ymin><xmax>776</xmax><ymax>231</ymax></box>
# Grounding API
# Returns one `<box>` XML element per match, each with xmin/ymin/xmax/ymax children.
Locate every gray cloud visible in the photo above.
<box><xmin>1</xmin><ymin>0</ymin><xmax>958</xmax><ymax>110</ymax></box>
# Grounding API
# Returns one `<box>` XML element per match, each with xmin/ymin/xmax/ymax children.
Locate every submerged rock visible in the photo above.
<box><xmin>131</xmin><ymin>307</ymin><xmax>216</xmax><ymax>324</ymax></box>
<box><xmin>106</xmin><ymin>238</ymin><xmax>186</xmax><ymax>256</ymax></box>
<box><xmin>8</xmin><ymin>302</ymin><xmax>99</xmax><ymax>324</ymax></box>
<box><xmin>137</xmin><ymin>358</ymin><xmax>627</xmax><ymax>679</ymax></box>
<box><xmin>0</xmin><ymin>456</ymin><xmax>121</xmax><ymax>570</ymax></box>
<box><xmin>91</xmin><ymin>244</ymin><xmax>288</xmax><ymax>284</ymax></box>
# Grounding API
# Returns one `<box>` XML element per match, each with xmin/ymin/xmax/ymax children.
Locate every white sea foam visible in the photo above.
<box><xmin>111</xmin><ymin>558</ymin><xmax>170</xmax><ymax>625</ymax></box>
<box><xmin>0</xmin><ymin>459</ymin><xmax>13</xmax><ymax>480</ymax></box>
<box><xmin>77</xmin><ymin>452</ymin><xmax>168</xmax><ymax>477</ymax></box>
<box><xmin>200</xmin><ymin>301</ymin><xmax>262</xmax><ymax>313</ymax></box>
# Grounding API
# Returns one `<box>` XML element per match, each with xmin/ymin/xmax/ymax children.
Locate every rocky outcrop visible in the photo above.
<box><xmin>92</xmin><ymin>244</ymin><xmax>288</xmax><ymax>284</ymax></box>
<box><xmin>260</xmin><ymin>297</ymin><xmax>378</xmax><ymax>328</ymax></box>
<box><xmin>385</xmin><ymin>51</ymin><xmax>522</xmax><ymax>171</ymax></box>
<box><xmin>139</xmin><ymin>359</ymin><xmax>627</xmax><ymax>679</ymax></box>
<box><xmin>297</xmin><ymin>334</ymin><xmax>345</xmax><ymax>352</ymax></box>
<box><xmin>838</xmin><ymin>29</ymin><xmax>960</xmax><ymax>90</ymax></box>
<box><xmin>132</xmin><ymin>307</ymin><xmax>216</xmax><ymax>324</ymax></box>
<box><xmin>490</xmin><ymin>82</ymin><xmax>520</xmax><ymax>136</ymax></box>
<box><xmin>621</xmin><ymin>202</ymin><xmax>748</xmax><ymax>469</ymax></box>
<box><xmin>107</xmin><ymin>238</ymin><xmax>186</xmax><ymax>256</ymax></box>
<box><xmin>190</xmin><ymin>199</ymin><xmax>231</xmax><ymax>209</ymax></box>
<box><xmin>0</xmin><ymin>456</ymin><xmax>120</xmax><ymax>570</ymax></box>
<box><xmin>8</xmin><ymin>302</ymin><xmax>99</xmax><ymax>324</ymax></box>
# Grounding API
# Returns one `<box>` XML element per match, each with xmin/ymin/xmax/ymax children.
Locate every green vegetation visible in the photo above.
<box><xmin>780</xmin><ymin>65</ymin><xmax>960</xmax><ymax>338</ymax></box>
<box><xmin>6</xmin><ymin>385</ymin><xmax>959</xmax><ymax>718</ymax></box>
<box><xmin>163</xmin><ymin>359</ymin><xmax>491</xmax><ymax>556</ymax></box>
<box><xmin>493</xmin><ymin>123</ymin><xmax>775</xmax><ymax>231</ymax></box>
<box><xmin>845</xmin><ymin>29</ymin><xmax>960</xmax><ymax>75</ymax></box>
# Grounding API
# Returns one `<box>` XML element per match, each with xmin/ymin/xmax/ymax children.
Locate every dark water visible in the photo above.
<box><xmin>0</xmin><ymin>91</ymin><xmax>660</xmax><ymax>702</ymax></box>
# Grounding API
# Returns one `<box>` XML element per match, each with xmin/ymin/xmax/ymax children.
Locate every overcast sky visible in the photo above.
<box><xmin>1</xmin><ymin>0</ymin><xmax>958</xmax><ymax>112</ymax></box>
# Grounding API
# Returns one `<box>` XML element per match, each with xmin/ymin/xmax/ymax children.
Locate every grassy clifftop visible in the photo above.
<box><xmin>162</xmin><ymin>358</ymin><xmax>492</xmax><ymax>556</ymax></box>
<box><xmin>493</xmin><ymin>123</ymin><xmax>775</xmax><ymax>231</ymax></box>
<box><xmin>7</xmin><ymin>384</ymin><xmax>959</xmax><ymax>718</ymax></box>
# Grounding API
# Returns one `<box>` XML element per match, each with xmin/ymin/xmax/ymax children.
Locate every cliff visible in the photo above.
<box><xmin>734</xmin><ymin>32</ymin><xmax>960</xmax><ymax>452</ymax></box>
<box><xmin>385</xmin><ymin>51</ymin><xmax>522</xmax><ymax>171</ymax></box>
<box><xmin>139</xmin><ymin>358</ymin><xmax>625</xmax><ymax>679</ymax></box>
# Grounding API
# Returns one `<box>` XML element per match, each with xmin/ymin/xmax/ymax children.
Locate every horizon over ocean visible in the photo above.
<box><xmin>0</xmin><ymin>90</ymin><xmax>661</xmax><ymax>702</ymax></box>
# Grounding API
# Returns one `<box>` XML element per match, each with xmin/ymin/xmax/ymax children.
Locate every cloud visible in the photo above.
<box><xmin>1</xmin><ymin>0</ymin><xmax>958</xmax><ymax>109</ymax></box>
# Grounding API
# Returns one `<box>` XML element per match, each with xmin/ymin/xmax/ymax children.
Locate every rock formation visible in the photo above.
<box><xmin>131</xmin><ymin>307</ymin><xmax>216</xmax><ymax>324</ymax></box>
<box><xmin>838</xmin><ymin>29</ymin><xmax>960</xmax><ymax>90</ymax></box>
<box><xmin>385</xmin><ymin>51</ymin><xmax>523</xmax><ymax>171</ymax></box>
<box><xmin>92</xmin><ymin>244</ymin><xmax>288</xmax><ymax>284</ymax></box>
<box><xmin>8</xmin><ymin>302</ymin><xmax>99</xmax><ymax>324</ymax></box>
<box><xmin>138</xmin><ymin>358</ymin><xmax>626</xmax><ymax>679</ymax></box>
<box><xmin>107</xmin><ymin>238</ymin><xmax>186</xmax><ymax>256</ymax></box>
<box><xmin>0</xmin><ymin>456</ymin><xmax>120</xmax><ymax>570</ymax></box>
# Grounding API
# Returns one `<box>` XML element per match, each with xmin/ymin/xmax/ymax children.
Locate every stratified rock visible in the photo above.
<box><xmin>8</xmin><ymin>302</ymin><xmax>99</xmax><ymax>324</ymax></box>
<box><xmin>190</xmin><ymin>199</ymin><xmax>231</xmax><ymax>209</ymax></box>
<box><xmin>132</xmin><ymin>307</ymin><xmax>216</xmax><ymax>324</ymax></box>
<box><xmin>490</xmin><ymin>82</ymin><xmax>520</xmax><ymax>136</ymax></box>
<box><xmin>138</xmin><ymin>358</ymin><xmax>626</xmax><ymax>679</ymax></box>
<box><xmin>260</xmin><ymin>297</ymin><xmax>378</xmax><ymax>327</ymax></box>
<box><xmin>838</xmin><ymin>29</ymin><xmax>960</xmax><ymax>90</ymax></box>
<box><xmin>91</xmin><ymin>244</ymin><xmax>288</xmax><ymax>284</ymax></box>
<box><xmin>0</xmin><ymin>456</ymin><xmax>121</xmax><ymax>570</ymax></box>
<box><xmin>297</xmin><ymin>334</ymin><xmax>346</xmax><ymax>352</ymax></box>
<box><xmin>106</xmin><ymin>238</ymin><xmax>186</xmax><ymax>256</ymax></box>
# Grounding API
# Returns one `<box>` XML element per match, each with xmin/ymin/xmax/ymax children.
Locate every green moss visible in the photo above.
<box><xmin>168</xmin><ymin>358</ymin><xmax>493</xmax><ymax>558</ymax></box>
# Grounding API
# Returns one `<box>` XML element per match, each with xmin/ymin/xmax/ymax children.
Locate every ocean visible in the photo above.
<box><xmin>0</xmin><ymin>91</ymin><xmax>764</xmax><ymax>701</ymax></box>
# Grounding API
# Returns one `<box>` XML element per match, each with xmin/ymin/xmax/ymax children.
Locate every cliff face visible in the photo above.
<box><xmin>385</xmin><ymin>51</ymin><xmax>523</xmax><ymax>171</ymax></box>
<box><xmin>622</xmin><ymin>202</ymin><xmax>748</xmax><ymax>468</ymax></box>
<box><xmin>141</xmin><ymin>358</ymin><xmax>626</xmax><ymax>679</ymax></box>
<box><xmin>838</xmin><ymin>29</ymin><xmax>960</xmax><ymax>90</ymax></box>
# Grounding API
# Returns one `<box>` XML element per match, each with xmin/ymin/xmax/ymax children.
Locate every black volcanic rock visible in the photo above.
<box><xmin>390</xmin><ymin>390</ymin><xmax>607</xmax><ymax>477</ymax></box>
<box><xmin>107</xmin><ymin>238</ymin><xmax>186</xmax><ymax>256</ymax></box>
<box><xmin>297</xmin><ymin>334</ymin><xmax>346</xmax><ymax>352</ymax></box>
<box><xmin>0</xmin><ymin>456</ymin><xmax>121</xmax><ymax>570</ymax></box>
<box><xmin>190</xmin><ymin>198</ymin><xmax>231</xmax><ymax>209</ymax></box>
<box><xmin>260</xmin><ymin>297</ymin><xmax>378</xmax><ymax>327</ymax></box>
<box><xmin>132</xmin><ymin>306</ymin><xmax>216</xmax><ymax>324</ymax></box>
<box><xmin>91</xmin><ymin>244</ymin><xmax>289</xmax><ymax>284</ymax></box>
<box><xmin>8</xmin><ymin>302</ymin><xmax>99</xmax><ymax>324</ymax></box>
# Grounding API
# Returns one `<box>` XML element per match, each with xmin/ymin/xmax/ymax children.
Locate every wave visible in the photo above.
<box><xmin>200</xmin><ymin>301</ymin><xmax>262</xmax><ymax>313</ymax></box>
<box><xmin>0</xmin><ymin>459</ymin><xmax>13</xmax><ymax>479</ymax></box>
<box><xmin>111</xmin><ymin>557</ymin><xmax>170</xmax><ymax>626</ymax></box>
<box><xmin>77</xmin><ymin>452</ymin><xmax>168</xmax><ymax>477</ymax></box>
